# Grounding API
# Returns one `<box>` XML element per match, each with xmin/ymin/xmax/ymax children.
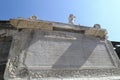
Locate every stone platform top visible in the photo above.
<box><xmin>10</xmin><ymin>19</ymin><xmax>107</xmax><ymax>39</ymax></box>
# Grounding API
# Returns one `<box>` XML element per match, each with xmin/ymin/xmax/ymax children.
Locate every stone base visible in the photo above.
<box><xmin>4</xmin><ymin>30</ymin><xmax>120</xmax><ymax>80</ymax></box>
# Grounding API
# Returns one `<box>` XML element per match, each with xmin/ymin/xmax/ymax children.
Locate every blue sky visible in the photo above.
<box><xmin>0</xmin><ymin>0</ymin><xmax>120</xmax><ymax>41</ymax></box>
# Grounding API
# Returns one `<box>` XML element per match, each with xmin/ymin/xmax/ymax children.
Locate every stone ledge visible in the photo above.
<box><xmin>10</xmin><ymin>19</ymin><xmax>107</xmax><ymax>39</ymax></box>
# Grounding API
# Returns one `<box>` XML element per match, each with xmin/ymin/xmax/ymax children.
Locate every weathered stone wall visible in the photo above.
<box><xmin>4</xmin><ymin>30</ymin><xmax>120</xmax><ymax>80</ymax></box>
<box><xmin>0</xmin><ymin>37</ymin><xmax>12</xmax><ymax>63</ymax></box>
<box><xmin>0</xmin><ymin>37</ymin><xmax>12</xmax><ymax>80</ymax></box>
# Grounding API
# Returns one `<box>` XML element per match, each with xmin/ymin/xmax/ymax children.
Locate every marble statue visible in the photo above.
<box><xmin>93</xmin><ymin>24</ymin><xmax>101</xmax><ymax>29</ymax></box>
<box><xmin>68</xmin><ymin>14</ymin><xmax>75</xmax><ymax>24</ymax></box>
<box><xmin>29</xmin><ymin>15</ymin><xmax>37</xmax><ymax>20</ymax></box>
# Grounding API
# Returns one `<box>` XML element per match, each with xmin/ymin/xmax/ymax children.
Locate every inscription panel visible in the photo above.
<box><xmin>24</xmin><ymin>31</ymin><xmax>115</xmax><ymax>69</ymax></box>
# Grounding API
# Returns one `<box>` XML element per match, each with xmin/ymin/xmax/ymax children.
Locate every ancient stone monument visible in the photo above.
<box><xmin>0</xmin><ymin>16</ymin><xmax>119</xmax><ymax>80</ymax></box>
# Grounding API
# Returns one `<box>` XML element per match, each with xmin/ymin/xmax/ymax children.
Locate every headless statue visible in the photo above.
<box><xmin>68</xmin><ymin>14</ymin><xmax>75</xmax><ymax>24</ymax></box>
<box><xmin>93</xmin><ymin>24</ymin><xmax>101</xmax><ymax>29</ymax></box>
<box><xmin>29</xmin><ymin>15</ymin><xmax>37</xmax><ymax>20</ymax></box>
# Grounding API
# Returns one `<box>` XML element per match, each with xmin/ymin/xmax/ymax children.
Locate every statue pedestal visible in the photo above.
<box><xmin>4</xmin><ymin>30</ymin><xmax>120</xmax><ymax>80</ymax></box>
